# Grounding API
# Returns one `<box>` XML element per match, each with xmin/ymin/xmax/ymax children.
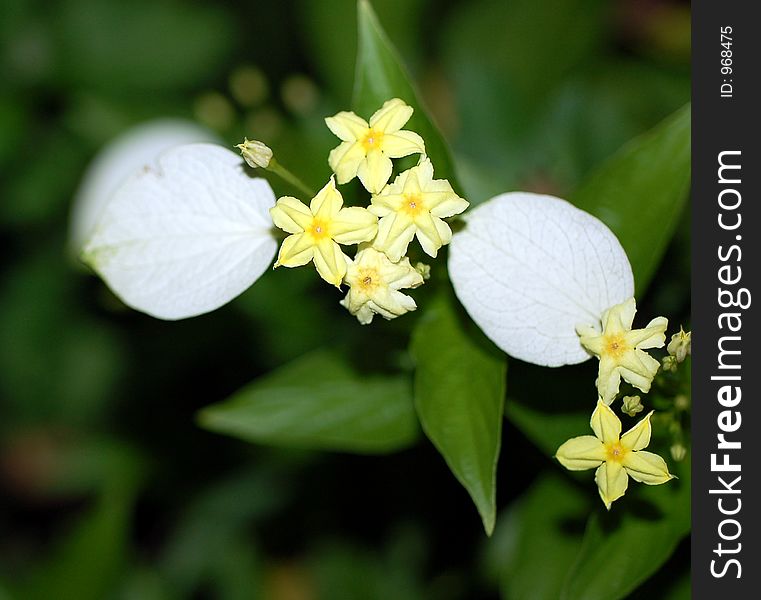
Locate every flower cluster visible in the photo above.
<box><xmin>267</xmin><ymin>98</ymin><xmax>468</xmax><ymax>324</ymax></box>
<box><xmin>553</xmin><ymin>297</ymin><xmax>679</xmax><ymax>509</ymax></box>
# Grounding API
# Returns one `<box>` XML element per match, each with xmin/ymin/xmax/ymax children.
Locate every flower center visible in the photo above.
<box><xmin>361</xmin><ymin>128</ymin><xmax>384</xmax><ymax>151</ymax></box>
<box><xmin>605</xmin><ymin>441</ymin><xmax>629</xmax><ymax>463</ymax></box>
<box><xmin>604</xmin><ymin>334</ymin><xmax>628</xmax><ymax>358</ymax></box>
<box><xmin>357</xmin><ymin>268</ymin><xmax>380</xmax><ymax>292</ymax></box>
<box><xmin>307</xmin><ymin>218</ymin><xmax>330</xmax><ymax>240</ymax></box>
<box><xmin>402</xmin><ymin>193</ymin><xmax>425</xmax><ymax>217</ymax></box>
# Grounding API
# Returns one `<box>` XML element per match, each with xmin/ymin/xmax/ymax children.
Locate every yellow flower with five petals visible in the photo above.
<box><xmin>369</xmin><ymin>157</ymin><xmax>468</xmax><ymax>262</ymax></box>
<box><xmin>270</xmin><ymin>178</ymin><xmax>377</xmax><ymax>286</ymax></box>
<box><xmin>555</xmin><ymin>400</ymin><xmax>674</xmax><ymax>509</ymax></box>
<box><xmin>576</xmin><ymin>298</ymin><xmax>667</xmax><ymax>404</ymax></box>
<box><xmin>325</xmin><ymin>98</ymin><xmax>425</xmax><ymax>194</ymax></box>
<box><xmin>340</xmin><ymin>246</ymin><xmax>424</xmax><ymax>324</ymax></box>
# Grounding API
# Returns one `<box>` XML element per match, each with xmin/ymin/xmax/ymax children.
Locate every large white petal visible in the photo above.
<box><xmin>448</xmin><ymin>192</ymin><xmax>634</xmax><ymax>366</ymax></box>
<box><xmin>70</xmin><ymin>119</ymin><xmax>218</xmax><ymax>251</ymax></box>
<box><xmin>83</xmin><ymin>143</ymin><xmax>277</xmax><ymax>320</ymax></box>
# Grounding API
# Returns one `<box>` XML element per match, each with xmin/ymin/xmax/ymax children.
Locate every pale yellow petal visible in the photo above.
<box><xmin>618</xmin><ymin>349</ymin><xmax>661</xmax><ymax>393</ymax></box>
<box><xmin>620</xmin><ymin>411</ymin><xmax>654</xmax><ymax>451</ymax></box>
<box><xmin>328</xmin><ymin>141</ymin><xmax>366</xmax><ymax>184</ymax></box>
<box><xmin>628</xmin><ymin>316</ymin><xmax>668</xmax><ymax>349</ymax></box>
<box><xmin>312</xmin><ymin>239</ymin><xmax>348</xmax><ymax>287</ymax></box>
<box><xmin>414</xmin><ymin>211</ymin><xmax>445</xmax><ymax>258</ymax></box>
<box><xmin>602</xmin><ymin>297</ymin><xmax>636</xmax><ymax>335</ymax></box>
<box><xmin>325</xmin><ymin>111</ymin><xmax>368</xmax><ymax>141</ymax></box>
<box><xmin>590</xmin><ymin>400</ymin><xmax>621</xmax><ymax>444</ymax></box>
<box><xmin>576</xmin><ymin>324</ymin><xmax>605</xmax><ymax>356</ymax></box>
<box><xmin>331</xmin><ymin>207</ymin><xmax>378</xmax><ymax>245</ymax></box>
<box><xmin>357</xmin><ymin>149</ymin><xmax>393</xmax><ymax>194</ymax></box>
<box><xmin>310</xmin><ymin>178</ymin><xmax>343</xmax><ymax>218</ymax></box>
<box><xmin>595</xmin><ymin>461</ymin><xmax>629</xmax><ymax>509</ymax></box>
<box><xmin>368</xmin><ymin>98</ymin><xmax>413</xmax><ymax>133</ymax></box>
<box><xmin>428</xmin><ymin>192</ymin><xmax>469</xmax><ymax>218</ymax></box>
<box><xmin>373</xmin><ymin>212</ymin><xmax>416</xmax><ymax>262</ymax></box>
<box><xmin>382</xmin><ymin>130</ymin><xmax>425</xmax><ymax>158</ymax></box>
<box><xmin>369</xmin><ymin>192</ymin><xmax>405</xmax><ymax>214</ymax></box>
<box><xmin>622</xmin><ymin>450</ymin><xmax>675</xmax><ymax>485</ymax></box>
<box><xmin>555</xmin><ymin>435</ymin><xmax>606</xmax><ymax>471</ymax></box>
<box><xmin>275</xmin><ymin>233</ymin><xmax>315</xmax><ymax>268</ymax></box>
<box><xmin>270</xmin><ymin>197</ymin><xmax>313</xmax><ymax>234</ymax></box>
<box><xmin>596</xmin><ymin>357</ymin><xmax>623</xmax><ymax>404</ymax></box>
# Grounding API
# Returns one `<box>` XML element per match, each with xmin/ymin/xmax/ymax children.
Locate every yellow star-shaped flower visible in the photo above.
<box><xmin>270</xmin><ymin>178</ymin><xmax>378</xmax><ymax>287</ymax></box>
<box><xmin>576</xmin><ymin>298</ymin><xmax>668</xmax><ymax>404</ymax></box>
<box><xmin>555</xmin><ymin>400</ymin><xmax>675</xmax><ymax>510</ymax></box>
<box><xmin>369</xmin><ymin>158</ymin><xmax>468</xmax><ymax>262</ymax></box>
<box><xmin>340</xmin><ymin>246</ymin><xmax>424</xmax><ymax>324</ymax></box>
<box><xmin>325</xmin><ymin>98</ymin><xmax>425</xmax><ymax>194</ymax></box>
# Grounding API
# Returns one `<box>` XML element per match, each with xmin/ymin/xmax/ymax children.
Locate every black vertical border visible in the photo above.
<box><xmin>692</xmin><ymin>1</ymin><xmax>760</xmax><ymax>597</ymax></box>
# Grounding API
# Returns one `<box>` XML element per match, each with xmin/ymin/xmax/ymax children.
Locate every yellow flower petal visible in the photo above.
<box><xmin>622</xmin><ymin>450</ymin><xmax>675</xmax><ymax>485</ymax></box>
<box><xmin>627</xmin><ymin>316</ymin><xmax>668</xmax><ymax>349</ymax></box>
<box><xmin>590</xmin><ymin>400</ymin><xmax>621</xmax><ymax>444</ymax></box>
<box><xmin>310</xmin><ymin>178</ymin><xmax>343</xmax><ymax>218</ymax></box>
<box><xmin>328</xmin><ymin>141</ymin><xmax>366</xmax><ymax>185</ymax></box>
<box><xmin>312</xmin><ymin>239</ymin><xmax>348</xmax><ymax>287</ymax></box>
<box><xmin>382</xmin><ymin>130</ymin><xmax>425</xmax><ymax>158</ymax></box>
<box><xmin>368</xmin><ymin>98</ymin><xmax>413</xmax><ymax>132</ymax></box>
<box><xmin>357</xmin><ymin>148</ymin><xmax>393</xmax><ymax>194</ymax></box>
<box><xmin>555</xmin><ymin>435</ymin><xmax>606</xmax><ymax>470</ymax></box>
<box><xmin>275</xmin><ymin>233</ymin><xmax>315</xmax><ymax>268</ymax></box>
<box><xmin>596</xmin><ymin>357</ymin><xmax>623</xmax><ymax>404</ymax></box>
<box><xmin>620</xmin><ymin>411</ymin><xmax>654</xmax><ymax>451</ymax></box>
<box><xmin>330</xmin><ymin>207</ymin><xmax>378</xmax><ymax>245</ymax></box>
<box><xmin>270</xmin><ymin>196</ymin><xmax>312</xmax><ymax>233</ymax></box>
<box><xmin>595</xmin><ymin>461</ymin><xmax>629</xmax><ymax>509</ymax></box>
<box><xmin>325</xmin><ymin>111</ymin><xmax>368</xmax><ymax>141</ymax></box>
<box><xmin>415</xmin><ymin>212</ymin><xmax>451</xmax><ymax>258</ymax></box>
<box><xmin>373</xmin><ymin>212</ymin><xmax>416</xmax><ymax>262</ymax></box>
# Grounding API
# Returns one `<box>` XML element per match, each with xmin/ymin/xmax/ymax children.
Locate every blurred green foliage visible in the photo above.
<box><xmin>1</xmin><ymin>0</ymin><xmax>690</xmax><ymax>598</ymax></box>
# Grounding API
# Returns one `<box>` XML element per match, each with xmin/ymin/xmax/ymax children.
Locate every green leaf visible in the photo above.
<box><xmin>198</xmin><ymin>349</ymin><xmax>418</xmax><ymax>454</ymax></box>
<box><xmin>17</xmin><ymin>480</ymin><xmax>139</xmax><ymax>600</ymax></box>
<box><xmin>562</xmin><ymin>457</ymin><xmax>691</xmax><ymax>600</ymax></box>
<box><xmin>506</xmin><ymin>400</ymin><xmax>588</xmax><ymax>458</ymax></box>
<box><xmin>353</xmin><ymin>0</ymin><xmax>457</xmax><ymax>183</ymax></box>
<box><xmin>410</xmin><ymin>293</ymin><xmax>506</xmax><ymax>535</ymax></box>
<box><xmin>571</xmin><ymin>103</ymin><xmax>691</xmax><ymax>293</ymax></box>
<box><xmin>488</xmin><ymin>474</ymin><xmax>589</xmax><ymax>600</ymax></box>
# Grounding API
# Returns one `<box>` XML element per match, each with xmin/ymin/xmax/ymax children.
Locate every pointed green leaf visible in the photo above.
<box><xmin>488</xmin><ymin>474</ymin><xmax>589</xmax><ymax>600</ymax></box>
<box><xmin>562</xmin><ymin>457</ymin><xmax>691</xmax><ymax>600</ymax></box>
<box><xmin>198</xmin><ymin>350</ymin><xmax>418</xmax><ymax>454</ymax></box>
<box><xmin>354</xmin><ymin>0</ymin><xmax>457</xmax><ymax>183</ymax></box>
<box><xmin>571</xmin><ymin>103</ymin><xmax>691</xmax><ymax>293</ymax></box>
<box><xmin>410</xmin><ymin>293</ymin><xmax>506</xmax><ymax>534</ymax></box>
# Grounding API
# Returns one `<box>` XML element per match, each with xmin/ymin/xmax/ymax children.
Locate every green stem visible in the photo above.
<box><xmin>266</xmin><ymin>159</ymin><xmax>315</xmax><ymax>198</ymax></box>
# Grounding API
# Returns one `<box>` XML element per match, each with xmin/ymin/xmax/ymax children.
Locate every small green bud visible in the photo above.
<box><xmin>236</xmin><ymin>138</ymin><xmax>273</xmax><ymax>169</ymax></box>
<box><xmin>622</xmin><ymin>395</ymin><xmax>644</xmax><ymax>417</ymax></box>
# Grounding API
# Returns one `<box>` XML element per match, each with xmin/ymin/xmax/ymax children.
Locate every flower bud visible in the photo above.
<box><xmin>667</xmin><ymin>327</ymin><xmax>691</xmax><ymax>363</ymax></box>
<box><xmin>236</xmin><ymin>138</ymin><xmax>273</xmax><ymax>169</ymax></box>
<box><xmin>622</xmin><ymin>395</ymin><xmax>644</xmax><ymax>417</ymax></box>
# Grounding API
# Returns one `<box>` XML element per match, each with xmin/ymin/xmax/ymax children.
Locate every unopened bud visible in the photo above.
<box><xmin>662</xmin><ymin>355</ymin><xmax>677</xmax><ymax>372</ymax></box>
<box><xmin>621</xmin><ymin>395</ymin><xmax>644</xmax><ymax>417</ymax></box>
<box><xmin>236</xmin><ymin>138</ymin><xmax>273</xmax><ymax>169</ymax></box>
<box><xmin>414</xmin><ymin>262</ymin><xmax>431</xmax><ymax>281</ymax></box>
<box><xmin>667</xmin><ymin>327</ymin><xmax>691</xmax><ymax>363</ymax></box>
<box><xmin>670</xmin><ymin>443</ymin><xmax>687</xmax><ymax>462</ymax></box>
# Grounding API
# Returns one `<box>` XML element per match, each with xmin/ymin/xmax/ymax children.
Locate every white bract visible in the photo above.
<box><xmin>82</xmin><ymin>144</ymin><xmax>277</xmax><ymax>320</ymax></box>
<box><xmin>448</xmin><ymin>192</ymin><xmax>634</xmax><ymax>367</ymax></box>
<box><xmin>70</xmin><ymin>119</ymin><xmax>218</xmax><ymax>250</ymax></box>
